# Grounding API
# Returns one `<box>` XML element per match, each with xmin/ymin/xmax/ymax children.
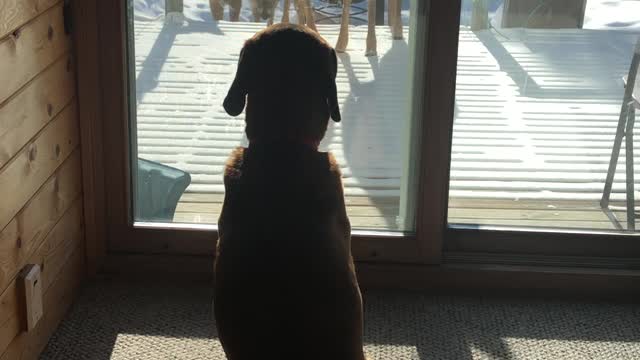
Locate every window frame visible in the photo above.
<box><xmin>90</xmin><ymin>0</ymin><xmax>640</xmax><ymax>269</ymax></box>
<box><xmin>94</xmin><ymin>0</ymin><xmax>454</xmax><ymax>264</ymax></box>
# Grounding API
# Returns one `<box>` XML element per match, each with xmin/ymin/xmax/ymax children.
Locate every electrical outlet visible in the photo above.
<box><xmin>20</xmin><ymin>264</ymin><xmax>43</xmax><ymax>331</ymax></box>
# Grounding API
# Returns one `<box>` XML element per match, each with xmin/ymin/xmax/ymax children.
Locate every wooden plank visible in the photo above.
<box><xmin>448</xmin><ymin>218</ymin><xmax>616</xmax><ymax>230</ymax></box>
<box><xmin>0</xmin><ymin>283</ymin><xmax>21</xmax><ymax>358</ymax></box>
<box><xmin>72</xmin><ymin>0</ymin><xmax>107</xmax><ymax>277</ymax></box>
<box><xmin>174</xmin><ymin>194</ymin><xmax>625</xmax><ymax>230</ymax></box>
<box><xmin>0</xmin><ymin>3</ymin><xmax>71</xmax><ymax>104</ymax></box>
<box><xmin>175</xmin><ymin>201</ymin><xmax>399</xmax><ymax>216</ymax></box>
<box><xmin>0</xmin><ymin>198</ymin><xmax>83</xmax><ymax>357</ymax></box>
<box><xmin>357</xmin><ymin>263</ymin><xmax>640</xmax><ymax>299</ymax></box>
<box><xmin>0</xmin><ymin>0</ymin><xmax>60</xmax><ymax>40</ymax></box>
<box><xmin>0</xmin><ymin>54</ymin><xmax>75</xmax><ymax>168</ymax></box>
<box><xmin>0</xmin><ymin>243</ymin><xmax>84</xmax><ymax>360</ymax></box>
<box><xmin>502</xmin><ymin>0</ymin><xmax>586</xmax><ymax>29</ymax></box>
<box><xmin>449</xmin><ymin>198</ymin><xmax>606</xmax><ymax>211</ymax></box>
<box><xmin>449</xmin><ymin>208</ymin><xmax>614</xmax><ymax>222</ymax></box>
<box><xmin>175</xmin><ymin>192</ymin><xmax>401</xmax><ymax>230</ymax></box>
<box><xmin>172</xmin><ymin>211</ymin><xmax>399</xmax><ymax>229</ymax></box>
<box><xmin>30</xmin><ymin>199</ymin><xmax>84</xmax><ymax>291</ymax></box>
<box><xmin>0</xmin><ymin>150</ymin><xmax>81</xmax><ymax>292</ymax></box>
<box><xmin>0</xmin><ymin>101</ymin><xmax>79</xmax><ymax>232</ymax></box>
<box><xmin>178</xmin><ymin>192</ymin><xmax>400</xmax><ymax>206</ymax></box>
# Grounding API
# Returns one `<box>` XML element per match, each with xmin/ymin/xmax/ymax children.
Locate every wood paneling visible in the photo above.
<box><xmin>0</xmin><ymin>198</ymin><xmax>83</xmax><ymax>356</ymax></box>
<box><xmin>0</xmin><ymin>0</ymin><xmax>84</xmax><ymax>356</ymax></box>
<box><xmin>0</xmin><ymin>101</ymin><xmax>78</xmax><ymax>232</ymax></box>
<box><xmin>0</xmin><ymin>0</ymin><xmax>59</xmax><ymax>40</ymax></box>
<box><xmin>0</xmin><ymin>3</ymin><xmax>71</xmax><ymax>104</ymax></box>
<box><xmin>0</xmin><ymin>243</ymin><xmax>84</xmax><ymax>360</ymax></box>
<box><xmin>31</xmin><ymin>200</ymin><xmax>84</xmax><ymax>290</ymax></box>
<box><xmin>0</xmin><ymin>54</ymin><xmax>75</xmax><ymax>167</ymax></box>
<box><xmin>0</xmin><ymin>151</ymin><xmax>81</xmax><ymax>293</ymax></box>
<box><xmin>71</xmin><ymin>0</ymin><xmax>107</xmax><ymax>276</ymax></box>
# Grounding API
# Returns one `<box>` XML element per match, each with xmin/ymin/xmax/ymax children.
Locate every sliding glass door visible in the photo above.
<box><xmin>98</xmin><ymin>0</ymin><xmax>449</xmax><ymax>262</ymax></box>
<box><xmin>97</xmin><ymin>0</ymin><xmax>640</xmax><ymax>266</ymax></box>
<box><xmin>446</xmin><ymin>0</ymin><xmax>640</xmax><ymax>262</ymax></box>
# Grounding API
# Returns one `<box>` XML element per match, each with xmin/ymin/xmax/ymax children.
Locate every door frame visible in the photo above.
<box><xmin>79</xmin><ymin>0</ymin><xmax>462</xmax><ymax>264</ymax></box>
<box><xmin>75</xmin><ymin>0</ymin><xmax>640</xmax><ymax>276</ymax></box>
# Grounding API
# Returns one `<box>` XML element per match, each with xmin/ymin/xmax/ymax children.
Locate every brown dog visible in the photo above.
<box><xmin>214</xmin><ymin>24</ymin><xmax>366</xmax><ymax>360</ymax></box>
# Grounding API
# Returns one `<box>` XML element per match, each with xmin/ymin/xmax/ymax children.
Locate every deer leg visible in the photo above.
<box><xmin>291</xmin><ymin>0</ymin><xmax>304</xmax><ymax>25</ymax></box>
<box><xmin>390</xmin><ymin>0</ymin><xmax>403</xmax><ymax>40</ymax></box>
<box><xmin>228</xmin><ymin>0</ymin><xmax>241</xmax><ymax>21</ymax></box>
<box><xmin>210</xmin><ymin>0</ymin><xmax>224</xmax><ymax>20</ymax></box>
<box><xmin>250</xmin><ymin>0</ymin><xmax>260</xmax><ymax>22</ymax></box>
<box><xmin>301</xmin><ymin>0</ymin><xmax>317</xmax><ymax>31</ymax></box>
<box><xmin>268</xmin><ymin>1</ymin><xmax>276</xmax><ymax>26</ymax></box>
<box><xmin>335</xmin><ymin>0</ymin><xmax>351</xmax><ymax>53</ymax></box>
<box><xmin>282</xmin><ymin>0</ymin><xmax>291</xmax><ymax>23</ymax></box>
<box><xmin>365</xmin><ymin>0</ymin><xmax>377</xmax><ymax>56</ymax></box>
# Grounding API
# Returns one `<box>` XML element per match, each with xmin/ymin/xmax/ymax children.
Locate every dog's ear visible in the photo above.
<box><xmin>223</xmin><ymin>46</ymin><xmax>251</xmax><ymax>116</ymax></box>
<box><xmin>327</xmin><ymin>48</ymin><xmax>341</xmax><ymax>122</ymax></box>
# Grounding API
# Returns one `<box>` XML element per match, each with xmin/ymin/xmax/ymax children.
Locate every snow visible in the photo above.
<box><xmin>130</xmin><ymin>0</ymin><xmax>640</xmax><ymax>207</ymax></box>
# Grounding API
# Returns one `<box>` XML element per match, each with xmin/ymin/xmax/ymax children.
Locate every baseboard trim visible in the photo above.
<box><xmin>102</xmin><ymin>253</ymin><xmax>640</xmax><ymax>300</ymax></box>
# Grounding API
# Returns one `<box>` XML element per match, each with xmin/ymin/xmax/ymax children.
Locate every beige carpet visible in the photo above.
<box><xmin>40</xmin><ymin>278</ymin><xmax>640</xmax><ymax>360</ymax></box>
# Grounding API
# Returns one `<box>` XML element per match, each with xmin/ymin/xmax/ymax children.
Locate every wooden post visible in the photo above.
<box><xmin>471</xmin><ymin>0</ymin><xmax>489</xmax><ymax>30</ymax></box>
<box><xmin>501</xmin><ymin>0</ymin><xmax>587</xmax><ymax>29</ymax></box>
<box><xmin>166</xmin><ymin>0</ymin><xmax>184</xmax><ymax>15</ymax></box>
<box><xmin>376</xmin><ymin>0</ymin><xmax>385</xmax><ymax>25</ymax></box>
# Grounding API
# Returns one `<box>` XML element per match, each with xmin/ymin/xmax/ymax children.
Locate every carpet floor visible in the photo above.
<box><xmin>40</xmin><ymin>278</ymin><xmax>640</xmax><ymax>360</ymax></box>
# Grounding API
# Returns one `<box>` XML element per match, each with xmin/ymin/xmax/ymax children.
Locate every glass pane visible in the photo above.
<box><xmin>127</xmin><ymin>0</ymin><xmax>424</xmax><ymax>231</ymax></box>
<box><xmin>449</xmin><ymin>0</ymin><xmax>640</xmax><ymax>232</ymax></box>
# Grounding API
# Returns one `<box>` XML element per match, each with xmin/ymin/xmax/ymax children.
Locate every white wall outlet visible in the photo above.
<box><xmin>19</xmin><ymin>264</ymin><xmax>43</xmax><ymax>331</ymax></box>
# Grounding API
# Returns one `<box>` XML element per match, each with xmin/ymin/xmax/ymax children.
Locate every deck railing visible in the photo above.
<box><xmin>166</xmin><ymin>0</ymin><xmax>183</xmax><ymax>15</ymax></box>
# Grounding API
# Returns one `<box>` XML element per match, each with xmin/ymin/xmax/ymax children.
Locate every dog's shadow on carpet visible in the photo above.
<box><xmin>40</xmin><ymin>279</ymin><xmax>640</xmax><ymax>359</ymax></box>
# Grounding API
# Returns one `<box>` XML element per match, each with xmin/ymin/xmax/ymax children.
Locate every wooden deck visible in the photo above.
<box><xmin>174</xmin><ymin>193</ymin><xmax>403</xmax><ymax>230</ymax></box>
<box><xmin>132</xmin><ymin>18</ymin><xmax>640</xmax><ymax>231</ymax></box>
<box><xmin>175</xmin><ymin>194</ymin><xmax>631</xmax><ymax>231</ymax></box>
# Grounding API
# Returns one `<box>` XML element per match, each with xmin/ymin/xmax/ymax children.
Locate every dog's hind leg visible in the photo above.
<box><xmin>335</xmin><ymin>0</ymin><xmax>351</xmax><ymax>53</ymax></box>
<box><xmin>210</xmin><ymin>0</ymin><xmax>224</xmax><ymax>20</ymax></box>
<box><xmin>365</xmin><ymin>0</ymin><xmax>377</xmax><ymax>56</ymax></box>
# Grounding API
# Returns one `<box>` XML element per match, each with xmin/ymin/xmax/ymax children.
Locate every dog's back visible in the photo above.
<box><xmin>214</xmin><ymin>23</ymin><xmax>365</xmax><ymax>360</ymax></box>
<box><xmin>214</xmin><ymin>144</ymin><xmax>364</xmax><ymax>359</ymax></box>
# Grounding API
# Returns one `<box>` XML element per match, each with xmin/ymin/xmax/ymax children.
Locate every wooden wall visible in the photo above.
<box><xmin>0</xmin><ymin>1</ymin><xmax>85</xmax><ymax>359</ymax></box>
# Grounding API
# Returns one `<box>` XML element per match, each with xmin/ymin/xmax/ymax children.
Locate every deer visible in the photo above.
<box><xmin>282</xmin><ymin>0</ymin><xmax>317</xmax><ymax>31</ymax></box>
<box><xmin>285</xmin><ymin>0</ymin><xmax>403</xmax><ymax>57</ymax></box>
<box><xmin>211</xmin><ymin>0</ymin><xmax>317</xmax><ymax>27</ymax></box>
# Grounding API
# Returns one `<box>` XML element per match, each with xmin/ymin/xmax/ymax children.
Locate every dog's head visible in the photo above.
<box><xmin>253</xmin><ymin>0</ymin><xmax>279</xmax><ymax>21</ymax></box>
<box><xmin>223</xmin><ymin>23</ymin><xmax>341</xmax><ymax>144</ymax></box>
